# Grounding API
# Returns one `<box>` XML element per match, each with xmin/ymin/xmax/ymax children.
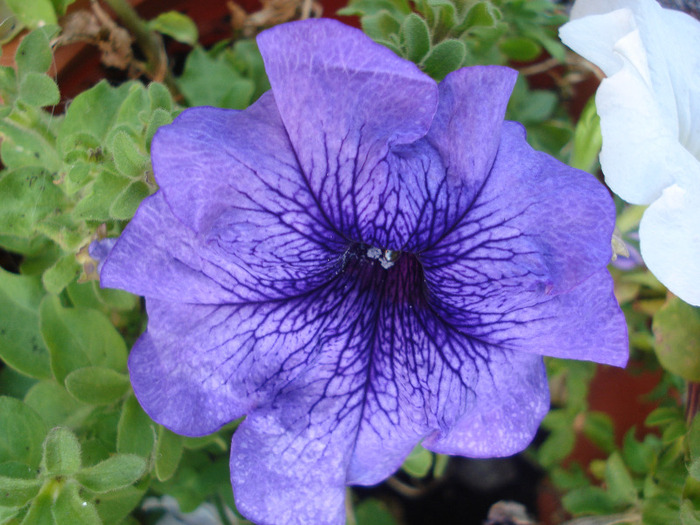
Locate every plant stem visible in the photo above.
<box><xmin>99</xmin><ymin>0</ymin><xmax>179</xmax><ymax>94</ymax></box>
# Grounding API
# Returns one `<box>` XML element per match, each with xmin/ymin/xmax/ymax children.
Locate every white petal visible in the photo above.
<box><xmin>560</xmin><ymin>0</ymin><xmax>700</xmax><ymax>203</ymax></box>
<box><xmin>640</xmin><ymin>183</ymin><xmax>700</xmax><ymax>306</ymax></box>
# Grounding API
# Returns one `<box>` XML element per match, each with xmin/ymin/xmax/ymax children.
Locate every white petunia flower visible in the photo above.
<box><xmin>560</xmin><ymin>0</ymin><xmax>700</xmax><ymax>306</ymax></box>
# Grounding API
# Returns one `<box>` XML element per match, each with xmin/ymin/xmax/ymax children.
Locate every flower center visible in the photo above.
<box><xmin>365</xmin><ymin>246</ymin><xmax>401</xmax><ymax>269</ymax></box>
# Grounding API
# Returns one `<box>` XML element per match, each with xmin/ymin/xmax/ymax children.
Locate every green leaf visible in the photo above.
<box><xmin>42</xmin><ymin>253</ymin><xmax>80</xmax><ymax>295</ymax></box>
<box><xmin>18</xmin><ymin>73</ymin><xmax>60</xmax><ymax>107</ymax></box>
<box><xmin>682</xmin><ymin>500</ymin><xmax>700</xmax><ymax>525</ymax></box>
<box><xmin>421</xmin><ymin>39</ymin><xmax>466</xmax><ymax>81</ymax></box>
<box><xmin>355</xmin><ymin>498</ymin><xmax>397</xmax><ymax>525</ymax></box>
<box><xmin>0</xmin><ymin>3</ymin><xmax>22</xmax><ymax>45</ymax></box>
<box><xmin>110</xmin><ymin>180</ymin><xmax>151</xmax><ymax>220</ymax></box>
<box><xmin>0</xmin><ymin>474</ymin><xmax>42</xmax><ymax>508</ymax></box>
<box><xmin>646</xmin><ymin>406</ymin><xmax>683</xmax><ymax>427</ymax></box>
<box><xmin>148</xmin><ymin>11</ymin><xmax>198</xmax><ymax>45</ymax></box>
<box><xmin>652</xmin><ymin>297</ymin><xmax>700</xmax><ymax>381</ymax></box>
<box><xmin>583</xmin><ymin>411</ymin><xmax>616</xmax><ymax>454</ymax></box>
<box><xmin>622</xmin><ymin>428</ymin><xmax>656</xmax><ymax>475</ymax></box>
<box><xmin>461</xmin><ymin>2</ymin><xmax>496</xmax><ymax>30</ymax></box>
<box><xmin>401</xmin><ymin>14</ymin><xmax>430</xmax><ymax>63</ymax></box>
<box><xmin>145</xmin><ymin>108</ymin><xmax>173</xmax><ymax>149</ymax></box>
<box><xmin>0</xmin><ymin>268</ymin><xmax>51</xmax><ymax>379</ymax></box>
<box><xmin>147</xmin><ymin>82</ymin><xmax>173</xmax><ymax>112</ymax></box>
<box><xmin>52</xmin><ymin>480</ymin><xmax>101</xmax><ymax>525</ymax></box>
<box><xmin>40</xmin><ymin>296</ymin><xmax>127</xmax><ymax>385</ymax></box>
<box><xmin>50</xmin><ymin>0</ymin><xmax>77</xmax><ymax>16</ymax></box>
<box><xmin>72</xmin><ymin>170</ymin><xmax>130</xmax><ymax>221</ymax></box>
<box><xmin>0</xmin><ymin>396</ymin><xmax>47</xmax><ymax>467</ymax></box>
<box><xmin>110</xmin><ymin>131</ymin><xmax>148</xmax><ymax>178</ymax></box>
<box><xmin>361</xmin><ymin>11</ymin><xmax>401</xmax><ymax>42</ymax></box>
<box><xmin>662</xmin><ymin>420</ymin><xmax>687</xmax><ymax>444</ymax></box>
<box><xmin>0</xmin><ymin>118</ymin><xmax>61</xmax><ymax>171</ymax></box>
<box><xmin>66</xmin><ymin>280</ymin><xmax>138</xmax><ymax>312</ymax></box>
<box><xmin>605</xmin><ymin>452</ymin><xmax>638</xmax><ymax>505</ymax></box>
<box><xmin>562</xmin><ymin>486</ymin><xmax>618</xmax><ymax>515</ymax></box>
<box><xmin>0</xmin><ymin>167</ymin><xmax>65</xmax><ymax>239</ymax></box>
<box><xmin>401</xmin><ymin>443</ymin><xmax>432</xmax><ymax>478</ymax></box>
<box><xmin>75</xmin><ymin>454</ymin><xmax>146</xmax><ymax>493</ymax></box>
<box><xmin>12</xmin><ymin>24</ymin><xmax>57</xmax><ymax>72</ymax></box>
<box><xmin>20</xmin><ymin>485</ymin><xmax>54</xmax><ymax>525</ymax></box>
<box><xmin>24</xmin><ymin>381</ymin><xmax>90</xmax><ymax>428</ymax></box>
<box><xmin>6</xmin><ymin>0</ymin><xmax>56</xmax><ymax>30</ymax></box>
<box><xmin>155</xmin><ymin>426</ymin><xmax>184</xmax><ymax>482</ymax></box>
<box><xmin>41</xmin><ymin>427</ymin><xmax>81</xmax><ymax>476</ymax></box>
<box><xmin>570</xmin><ymin>96</ymin><xmax>602</xmax><ymax>172</ymax></box>
<box><xmin>58</xmin><ymin>81</ymin><xmax>137</xmax><ymax>155</ymax></box>
<box><xmin>499</xmin><ymin>36</ymin><xmax>541</xmax><ymax>61</ymax></box>
<box><xmin>538</xmin><ymin>427</ymin><xmax>575</xmax><ymax>468</ymax></box>
<box><xmin>117</xmin><ymin>395</ymin><xmax>155</xmax><ymax>458</ymax></box>
<box><xmin>65</xmin><ymin>367</ymin><xmax>130</xmax><ymax>406</ymax></box>
<box><xmin>92</xmin><ymin>485</ymin><xmax>145</xmax><ymax>524</ymax></box>
<box><xmin>0</xmin><ymin>365</ymin><xmax>37</xmax><ymax>398</ymax></box>
<box><xmin>178</xmin><ymin>47</ymin><xmax>254</xmax><ymax>109</ymax></box>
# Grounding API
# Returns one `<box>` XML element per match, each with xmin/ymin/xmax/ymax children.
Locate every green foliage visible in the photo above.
<box><xmin>148</xmin><ymin>11</ymin><xmax>199</xmax><ymax>45</ymax></box>
<box><xmin>653</xmin><ymin>298</ymin><xmax>700</xmax><ymax>381</ymax></box>
<box><xmin>177</xmin><ymin>40</ymin><xmax>270</xmax><ymax>110</ymax></box>
<box><xmin>1</xmin><ymin>4</ymin><xmax>699</xmax><ymax>525</ymax></box>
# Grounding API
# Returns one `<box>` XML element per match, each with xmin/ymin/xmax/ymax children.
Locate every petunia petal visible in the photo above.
<box><xmin>124</xmin><ymin>96</ymin><xmax>347</xmax><ymax>302</ymax></box>
<box><xmin>422</xmin><ymin>121</ymin><xmax>615</xmax><ymax>300</ymax></box>
<box><xmin>560</xmin><ymin>0</ymin><xmax>700</xmax><ymax>203</ymax></box>
<box><xmin>101</xmin><ymin>192</ymin><xmax>239</xmax><ymax>303</ymax></box>
<box><xmin>640</xmin><ymin>183</ymin><xmax>700</xmax><ymax>306</ymax></box>
<box><xmin>257</xmin><ymin>19</ymin><xmax>439</xmax><ymax>243</ymax></box>
<box><xmin>423</xmin><ymin>350</ymin><xmax>549</xmax><ymax>457</ymax></box>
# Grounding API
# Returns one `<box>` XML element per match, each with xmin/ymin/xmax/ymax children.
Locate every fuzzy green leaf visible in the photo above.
<box><xmin>117</xmin><ymin>395</ymin><xmax>155</xmax><ymax>458</ymax></box>
<box><xmin>75</xmin><ymin>454</ymin><xmax>146</xmax><ymax>493</ymax></box>
<box><xmin>178</xmin><ymin>47</ymin><xmax>254</xmax><ymax>109</ymax></box>
<box><xmin>110</xmin><ymin>131</ymin><xmax>148</xmax><ymax>178</ymax></box>
<box><xmin>0</xmin><ymin>396</ymin><xmax>47</xmax><ymax>467</ymax></box>
<box><xmin>0</xmin><ymin>268</ymin><xmax>51</xmax><ymax>379</ymax></box>
<box><xmin>20</xmin><ymin>485</ymin><xmax>53</xmax><ymax>525</ymax></box>
<box><xmin>155</xmin><ymin>426</ymin><xmax>184</xmax><ymax>482</ymax></box>
<box><xmin>40</xmin><ymin>296</ymin><xmax>127</xmax><ymax>385</ymax></box>
<box><xmin>58</xmin><ymin>81</ymin><xmax>138</xmax><ymax>156</ymax></box>
<box><xmin>499</xmin><ymin>36</ymin><xmax>541</xmax><ymax>61</ymax></box>
<box><xmin>13</xmin><ymin>26</ymin><xmax>56</xmax><ymax>74</ymax></box>
<box><xmin>65</xmin><ymin>367</ymin><xmax>130</xmax><ymax>406</ymax></box>
<box><xmin>18</xmin><ymin>73</ymin><xmax>60</xmax><ymax>107</ymax></box>
<box><xmin>605</xmin><ymin>452</ymin><xmax>637</xmax><ymax>505</ymax></box>
<box><xmin>583</xmin><ymin>411</ymin><xmax>616</xmax><ymax>454</ymax></box>
<box><xmin>421</xmin><ymin>39</ymin><xmax>466</xmax><ymax>81</ymax></box>
<box><xmin>42</xmin><ymin>253</ymin><xmax>81</xmax><ymax>295</ymax></box>
<box><xmin>148</xmin><ymin>11</ymin><xmax>198</xmax><ymax>45</ymax></box>
<box><xmin>653</xmin><ymin>297</ymin><xmax>700</xmax><ymax>381</ymax></box>
<box><xmin>0</xmin><ymin>167</ymin><xmax>65</xmax><ymax>239</ymax></box>
<box><xmin>0</xmin><ymin>477</ymin><xmax>41</xmax><ymax>508</ymax></box>
<box><xmin>361</xmin><ymin>11</ymin><xmax>401</xmax><ymax>42</ymax></box>
<box><xmin>401</xmin><ymin>14</ymin><xmax>430</xmax><ymax>63</ymax></box>
<box><xmin>0</xmin><ymin>118</ymin><xmax>61</xmax><ymax>171</ymax></box>
<box><xmin>148</xmin><ymin>82</ymin><xmax>173</xmax><ymax>112</ymax></box>
<box><xmin>24</xmin><ymin>380</ymin><xmax>90</xmax><ymax>428</ymax></box>
<box><xmin>570</xmin><ymin>96</ymin><xmax>602</xmax><ymax>172</ymax></box>
<box><xmin>52</xmin><ymin>481</ymin><xmax>101</xmax><ymax>525</ymax></box>
<box><xmin>41</xmin><ymin>427</ymin><xmax>81</xmax><ymax>476</ymax></box>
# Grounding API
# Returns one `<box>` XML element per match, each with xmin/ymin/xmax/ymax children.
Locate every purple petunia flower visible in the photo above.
<box><xmin>98</xmin><ymin>19</ymin><xmax>628</xmax><ymax>525</ymax></box>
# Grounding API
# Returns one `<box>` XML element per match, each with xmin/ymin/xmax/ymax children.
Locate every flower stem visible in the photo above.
<box><xmin>99</xmin><ymin>0</ymin><xmax>179</xmax><ymax>95</ymax></box>
<box><xmin>686</xmin><ymin>381</ymin><xmax>700</xmax><ymax>425</ymax></box>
